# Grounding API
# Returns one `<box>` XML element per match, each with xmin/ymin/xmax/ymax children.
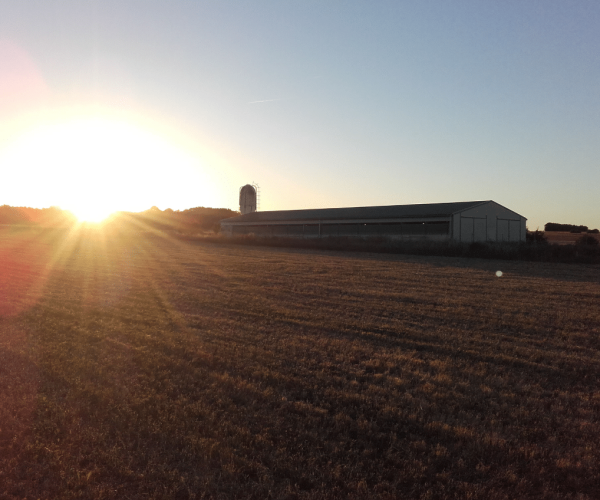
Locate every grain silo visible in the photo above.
<box><xmin>239</xmin><ymin>184</ymin><xmax>258</xmax><ymax>215</ymax></box>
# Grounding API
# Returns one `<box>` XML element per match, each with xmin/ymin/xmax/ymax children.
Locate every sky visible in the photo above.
<box><xmin>1</xmin><ymin>1</ymin><xmax>599</xmax><ymax>228</ymax></box>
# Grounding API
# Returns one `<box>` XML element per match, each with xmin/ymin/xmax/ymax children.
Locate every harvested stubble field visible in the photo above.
<box><xmin>1</xmin><ymin>227</ymin><xmax>599</xmax><ymax>499</ymax></box>
<box><xmin>544</xmin><ymin>231</ymin><xmax>600</xmax><ymax>246</ymax></box>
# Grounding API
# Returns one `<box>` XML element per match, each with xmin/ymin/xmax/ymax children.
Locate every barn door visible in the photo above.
<box><xmin>460</xmin><ymin>217</ymin><xmax>474</xmax><ymax>243</ymax></box>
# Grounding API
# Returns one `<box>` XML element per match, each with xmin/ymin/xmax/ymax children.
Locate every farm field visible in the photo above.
<box><xmin>544</xmin><ymin>231</ymin><xmax>600</xmax><ymax>246</ymax></box>
<box><xmin>1</xmin><ymin>227</ymin><xmax>599</xmax><ymax>499</ymax></box>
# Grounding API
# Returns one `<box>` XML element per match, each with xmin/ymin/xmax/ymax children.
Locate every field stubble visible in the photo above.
<box><xmin>1</xmin><ymin>228</ymin><xmax>599</xmax><ymax>499</ymax></box>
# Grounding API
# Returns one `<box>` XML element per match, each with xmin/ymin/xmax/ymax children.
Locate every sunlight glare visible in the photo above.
<box><xmin>0</xmin><ymin>115</ymin><xmax>218</xmax><ymax>216</ymax></box>
<box><xmin>71</xmin><ymin>205</ymin><xmax>115</xmax><ymax>223</ymax></box>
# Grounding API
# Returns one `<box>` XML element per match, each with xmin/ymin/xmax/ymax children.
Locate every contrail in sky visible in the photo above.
<box><xmin>248</xmin><ymin>98</ymin><xmax>283</xmax><ymax>104</ymax></box>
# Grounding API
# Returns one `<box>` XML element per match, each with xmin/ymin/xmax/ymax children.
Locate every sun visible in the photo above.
<box><xmin>0</xmin><ymin>113</ymin><xmax>221</xmax><ymax>217</ymax></box>
<box><xmin>70</xmin><ymin>205</ymin><xmax>115</xmax><ymax>223</ymax></box>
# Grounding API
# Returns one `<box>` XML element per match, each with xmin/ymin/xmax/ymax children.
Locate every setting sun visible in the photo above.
<box><xmin>69</xmin><ymin>205</ymin><xmax>115</xmax><ymax>223</ymax></box>
<box><xmin>0</xmin><ymin>113</ymin><xmax>221</xmax><ymax>215</ymax></box>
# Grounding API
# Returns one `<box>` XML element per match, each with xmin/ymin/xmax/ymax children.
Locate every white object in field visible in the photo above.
<box><xmin>496</xmin><ymin>271</ymin><xmax>503</xmax><ymax>277</ymax></box>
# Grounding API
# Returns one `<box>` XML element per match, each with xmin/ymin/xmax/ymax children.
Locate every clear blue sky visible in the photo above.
<box><xmin>1</xmin><ymin>1</ymin><xmax>599</xmax><ymax>229</ymax></box>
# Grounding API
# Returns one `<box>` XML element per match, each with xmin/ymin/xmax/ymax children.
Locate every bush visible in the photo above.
<box><xmin>576</xmin><ymin>235</ymin><xmax>599</xmax><ymax>246</ymax></box>
<box><xmin>526</xmin><ymin>229</ymin><xmax>548</xmax><ymax>244</ymax></box>
<box><xmin>467</xmin><ymin>242</ymin><xmax>488</xmax><ymax>257</ymax></box>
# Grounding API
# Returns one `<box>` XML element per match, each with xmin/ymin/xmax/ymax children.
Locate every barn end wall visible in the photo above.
<box><xmin>452</xmin><ymin>202</ymin><xmax>526</xmax><ymax>243</ymax></box>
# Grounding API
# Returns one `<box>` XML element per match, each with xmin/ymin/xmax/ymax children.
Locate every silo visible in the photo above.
<box><xmin>239</xmin><ymin>184</ymin><xmax>258</xmax><ymax>214</ymax></box>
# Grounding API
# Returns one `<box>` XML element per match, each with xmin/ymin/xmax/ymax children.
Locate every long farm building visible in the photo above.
<box><xmin>221</xmin><ymin>200</ymin><xmax>527</xmax><ymax>243</ymax></box>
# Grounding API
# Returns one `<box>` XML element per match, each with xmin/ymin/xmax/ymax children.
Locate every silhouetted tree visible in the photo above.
<box><xmin>526</xmin><ymin>229</ymin><xmax>548</xmax><ymax>244</ymax></box>
<box><xmin>545</xmin><ymin>222</ymin><xmax>588</xmax><ymax>232</ymax></box>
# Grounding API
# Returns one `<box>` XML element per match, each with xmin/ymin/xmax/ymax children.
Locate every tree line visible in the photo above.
<box><xmin>129</xmin><ymin>206</ymin><xmax>238</xmax><ymax>233</ymax></box>
<box><xmin>544</xmin><ymin>222</ymin><xmax>599</xmax><ymax>233</ymax></box>
<box><xmin>0</xmin><ymin>205</ymin><xmax>76</xmax><ymax>226</ymax></box>
<box><xmin>0</xmin><ymin>204</ymin><xmax>239</xmax><ymax>233</ymax></box>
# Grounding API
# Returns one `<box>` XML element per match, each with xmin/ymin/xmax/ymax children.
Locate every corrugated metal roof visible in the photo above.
<box><xmin>222</xmin><ymin>200</ymin><xmax>490</xmax><ymax>224</ymax></box>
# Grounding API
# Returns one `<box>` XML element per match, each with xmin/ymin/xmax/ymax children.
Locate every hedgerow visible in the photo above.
<box><xmin>197</xmin><ymin>233</ymin><xmax>600</xmax><ymax>264</ymax></box>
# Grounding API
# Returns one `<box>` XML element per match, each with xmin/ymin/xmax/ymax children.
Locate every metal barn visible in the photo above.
<box><xmin>221</xmin><ymin>200</ymin><xmax>527</xmax><ymax>243</ymax></box>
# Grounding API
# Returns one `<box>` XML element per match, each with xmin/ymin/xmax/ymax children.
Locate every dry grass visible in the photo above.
<box><xmin>1</xmin><ymin>227</ymin><xmax>599</xmax><ymax>499</ymax></box>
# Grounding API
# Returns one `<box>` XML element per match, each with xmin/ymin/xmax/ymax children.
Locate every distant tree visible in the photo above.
<box><xmin>545</xmin><ymin>222</ymin><xmax>589</xmax><ymax>232</ymax></box>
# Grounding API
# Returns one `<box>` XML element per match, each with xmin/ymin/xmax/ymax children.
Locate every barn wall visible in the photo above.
<box><xmin>452</xmin><ymin>202</ymin><xmax>526</xmax><ymax>243</ymax></box>
<box><xmin>227</xmin><ymin>220</ymin><xmax>451</xmax><ymax>240</ymax></box>
<box><xmin>222</xmin><ymin>202</ymin><xmax>527</xmax><ymax>243</ymax></box>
